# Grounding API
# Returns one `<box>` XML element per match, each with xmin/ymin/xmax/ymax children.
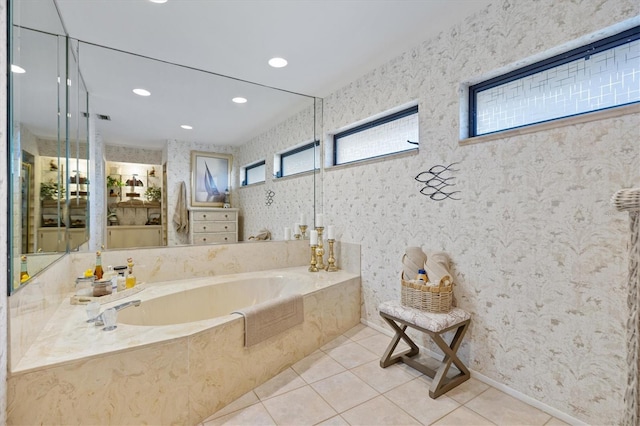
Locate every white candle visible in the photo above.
<box><xmin>309</xmin><ymin>230</ymin><xmax>318</xmax><ymax>245</ymax></box>
<box><xmin>316</xmin><ymin>213</ymin><xmax>324</xmax><ymax>227</ymax></box>
<box><xmin>294</xmin><ymin>223</ymin><xmax>300</xmax><ymax>235</ymax></box>
<box><xmin>327</xmin><ymin>225</ymin><xmax>335</xmax><ymax>240</ymax></box>
<box><xmin>284</xmin><ymin>227</ymin><xmax>291</xmax><ymax>241</ymax></box>
<box><xmin>300</xmin><ymin>213</ymin><xmax>307</xmax><ymax>225</ymax></box>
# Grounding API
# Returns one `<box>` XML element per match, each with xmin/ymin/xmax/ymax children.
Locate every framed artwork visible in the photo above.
<box><xmin>190</xmin><ymin>151</ymin><xmax>232</xmax><ymax>207</ymax></box>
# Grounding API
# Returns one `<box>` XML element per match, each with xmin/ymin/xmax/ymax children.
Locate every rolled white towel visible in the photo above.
<box><xmin>402</xmin><ymin>246</ymin><xmax>428</xmax><ymax>280</ymax></box>
<box><xmin>424</xmin><ymin>251</ymin><xmax>452</xmax><ymax>284</ymax></box>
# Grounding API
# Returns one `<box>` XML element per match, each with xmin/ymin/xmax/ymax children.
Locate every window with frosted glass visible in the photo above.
<box><xmin>333</xmin><ymin>106</ymin><xmax>418</xmax><ymax>166</ymax></box>
<box><xmin>242</xmin><ymin>161</ymin><xmax>265</xmax><ymax>186</ymax></box>
<box><xmin>279</xmin><ymin>141</ymin><xmax>319</xmax><ymax>177</ymax></box>
<box><xmin>469</xmin><ymin>26</ymin><xmax>640</xmax><ymax>137</ymax></box>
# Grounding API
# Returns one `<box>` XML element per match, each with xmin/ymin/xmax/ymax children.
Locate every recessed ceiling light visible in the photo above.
<box><xmin>149</xmin><ymin>0</ymin><xmax>168</xmax><ymax>3</ymax></box>
<box><xmin>180</xmin><ymin>125</ymin><xmax>193</xmax><ymax>130</ymax></box>
<box><xmin>11</xmin><ymin>64</ymin><xmax>25</xmax><ymax>73</ymax></box>
<box><xmin>232</xmin><ymin>97</ymin><xmax>247</xmax><ymax>104</ymax></box>
<box><xmin>268</xmin><ymin>57</ymin><xmax>288</xmax><ymax>68</ymax></box>
<box><xmin>133</xmin><ymin>88</ymin><xmax>151</xmax><ymax>97</ymax></box>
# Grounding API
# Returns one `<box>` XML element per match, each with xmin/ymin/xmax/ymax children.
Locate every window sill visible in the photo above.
<box><xmin>327</xmin><ymin>149</ymin><xmax>419</xmax><ymax>172</ymax></box>
<box><xmin>239</xmin><ymin>182</ymin><xmax>265</xmax><ymax>189</ymax></box>
<box><xmin>460</xmin><ymin>103</ymin><xmax>640</xmax><ymax>146</ymax></box>
<box><xmin>273</xmin><ymin>170</ymin><xmax>316</xmax><ymax>182</ymax></box>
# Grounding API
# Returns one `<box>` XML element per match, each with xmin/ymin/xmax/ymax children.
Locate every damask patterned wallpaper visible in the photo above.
<box><xmin>234</xmin><ymin>105</ymin><xmax>318</xmax><ymax>240</ymax></box>
<box><xmin>321</xmin><ymin>1</ymin><xmax>639</xmax><ymax>424</ymax></box>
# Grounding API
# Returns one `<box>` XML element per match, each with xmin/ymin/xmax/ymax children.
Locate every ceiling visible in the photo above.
<box><xmin>14</xmin><ymin>0</ymin><xmax>493</xmax><ymax>148</ymax></box>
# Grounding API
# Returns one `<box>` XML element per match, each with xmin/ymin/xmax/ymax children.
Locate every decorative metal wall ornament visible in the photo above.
<box><xmin>415</xmin><ymin>163</ymin><xmax>460</xmax><ymax>201</ymax></box>
<box><xmin>265</xmin><ymin>189</ymin><xmax>275</xmax><ymax>206</ymax></box>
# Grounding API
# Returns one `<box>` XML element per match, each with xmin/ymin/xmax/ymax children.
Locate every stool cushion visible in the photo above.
<box><xmin>379</xmin><ymin>300</ymin><xmax>470</xmax><ymax>333</ymax></box>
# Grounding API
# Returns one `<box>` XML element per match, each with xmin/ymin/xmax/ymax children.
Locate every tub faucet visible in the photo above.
<box><xmin>87</xmin><ymin>299</ymin><xmax>142</xmax><ymax>326</ymax></box>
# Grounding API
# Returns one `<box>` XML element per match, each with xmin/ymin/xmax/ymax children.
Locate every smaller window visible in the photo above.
<box><xmin>332</xmin><ymin>105</ymin><xmax>419</xmax><ymax>166</ymax></box>
<box><xmin>241</xmin><ymin>160</ymin><xmax>265</xmax><ymax>186</ymax></box>
<box><xmin>276</xmin><ymin>141</ymin><xmax>319</xmax><ymax>178</ymax></box>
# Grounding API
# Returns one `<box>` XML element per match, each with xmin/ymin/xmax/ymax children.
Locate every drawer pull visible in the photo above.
<box><xmin>224</xmin><ymin>237</ymin><xmax>228</xmax><ymax>241</ymax></box>
<box><xmin>203</xmin><ymin>238</ymin><xmax>207</xmax><ymax>242</ymax></box>
<box><xmin>224</xmin><ymin>214</ymin><xmax>228</xmax><ymax>218</ymax></box>
<box><xmin>203</xmin><ymin>214</ymin><xmax>207</xmax><ymax>219</ymax></box>
<box><xmin>224</xmin><ymin>225</ymin><xmax>228</xmax><ymax>229</ymax></box>
<box><xmin>203</xmin><ymin>226</ymin><xmax>207</xmax><ymax>230</ymax></box>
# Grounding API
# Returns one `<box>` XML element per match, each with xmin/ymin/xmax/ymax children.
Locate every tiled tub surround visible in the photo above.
<box><xmin>8</xmin><ymin>266</ymin><xmax>360</xmax><ymax>425</ymax></box>
<box><xmin>8</xmin><ymin>241</ymin><xmax>360</xmax><ymax>423</ymax></box>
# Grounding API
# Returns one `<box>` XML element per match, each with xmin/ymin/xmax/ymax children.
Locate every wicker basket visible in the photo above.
<box><xmin>400</xmin><ymin>275</ymin><xmax>452</xmax><ymax>313</ymax></box>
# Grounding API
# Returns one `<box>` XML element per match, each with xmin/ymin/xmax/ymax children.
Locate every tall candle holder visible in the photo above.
<box><xmin>315</xmin><ymin>226</ymin><xmax>325</xmax><ymax>269</ymax></box>
<box><xmin>308</xmin><ymin>245</ymin><xmax>319</xmax><ymax>272</ymax></box>
<box><xmin>294</xmin><ymin>232</ymin><xmax>301</xmax><ymax>240</ymax></box>
<box><xmin>326</xmin><ymin>239</ymin><xmax>338</xmax><ymax>272</ymax></box>
<box><xmin>299</xmin><ymin>225</ymin><xmax>308</xmax><ymax>240</ymax></box>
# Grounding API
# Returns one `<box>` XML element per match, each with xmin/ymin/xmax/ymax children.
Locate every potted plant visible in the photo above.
<box><xmin>106</xmin><ymin>176</ymin><xmax>124</xmax><ymax>188</ymax></box>
<box><xmin>144</xmin><ymin>185</ymin><xmax>162</xmax><ymax>202</ymax></box>
<box><xmin>40</xmin><ymin>181</ymin><xmax>65</xmax><ymax>200</ymax></box>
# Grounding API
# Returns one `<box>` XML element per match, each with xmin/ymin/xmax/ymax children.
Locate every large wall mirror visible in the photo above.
<box><xmin>8</xmin><ymin>0</ymin><xmax>322</xmax><ymax>294</ymax></box>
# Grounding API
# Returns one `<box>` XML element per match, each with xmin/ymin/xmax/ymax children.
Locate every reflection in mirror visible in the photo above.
<box><xmin>9</xmin><ymin>1</ymin><xmax>323</xmax><ymax>293</ymax></box>
<box><xmin>77</xmin><ymin>41</ymin><xmax>318</xmax><ymax>249</ymax></box>
<box><xmin>10</xmin><ymin>26</ymin><xmax>67</xmax><ymax>292</ymax></box>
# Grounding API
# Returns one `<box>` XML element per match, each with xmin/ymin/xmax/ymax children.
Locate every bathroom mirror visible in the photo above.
<box><xmin>8</xmin><ymin>0</ymin><xmax>321</xmax><ymax>293</ymax></box>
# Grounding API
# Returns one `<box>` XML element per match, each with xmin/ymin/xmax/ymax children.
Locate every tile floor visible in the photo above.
<box><xmin>200</xmin><ymin>324</ymin><xmax>569</xmax><ymax>426</ymax></box>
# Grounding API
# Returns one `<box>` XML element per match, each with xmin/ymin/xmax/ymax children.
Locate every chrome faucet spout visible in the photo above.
<box><xmin>113</xmin><ymin>300</ymin><xmax>142</xmax><ymax>311</ymax></box>
<box><xmin>87</xmin><ymin>299</ymin><xmax>142</xmax><ymax>325</ymax></box>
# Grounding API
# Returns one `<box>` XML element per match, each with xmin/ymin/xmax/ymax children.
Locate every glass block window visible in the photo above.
<box><xmin>242</xmin><ymin>160</ymin><xmax>265</xmax><ymax>186</ymax></box>
<box><xmin>333</xmin><ymin>105</ymin><xmax>418</xmax><ymax>166</ymax></box>
<box><xmin>277</xmin><ymin>141</ymin><xmax>319</xmax><ymax>178</ymax></box>
<box><xmin>469</xmin><ymin>26</ymin><xmax>640</xmax><ymax>137</ymax></box>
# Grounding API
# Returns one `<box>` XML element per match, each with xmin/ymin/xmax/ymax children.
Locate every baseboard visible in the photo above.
<box><xmin>360</xmin><ymin>318</ymin><xmax>587</xmax><ymax>426</ymax></box>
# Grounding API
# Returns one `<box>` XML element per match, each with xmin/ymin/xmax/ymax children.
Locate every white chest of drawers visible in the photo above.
<box><xmin>189</xmin><ymin>208</ymin><xmax>238</xmax><ymax>245</ymax></box>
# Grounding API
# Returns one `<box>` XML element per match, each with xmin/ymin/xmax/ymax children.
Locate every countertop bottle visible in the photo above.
<box><xmin>416</xmin><ymin>269</ymin><xmax>428</xmax><ymax>282</ymax></box>
<box><xmin>94</xmin><ymin>251</ymin><xmax>104</xmax><ymax>280</ymax></box>
<box><xmin>114</xmin><ymin>265</ymin><xmax>127</xmax><ymax>292</ymax></box>
<box><xmin>20</xmin><ymin>255</ymin><xmax>30</xmax><ymax>283</ymax></box>
<box><xmin>125</xmin><ymin>257</ymin><xmax>136</xmax><ymax>289</ymax></box>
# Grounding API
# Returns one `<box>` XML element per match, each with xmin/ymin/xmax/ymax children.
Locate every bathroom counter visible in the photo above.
<box><xmin>10</xmin><ymin>266</ymin><xmax>360</xmax><ymax>375</ymax></box>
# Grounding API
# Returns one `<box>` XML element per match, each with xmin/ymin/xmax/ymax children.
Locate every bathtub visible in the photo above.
<box><xmin>118</xmin><ymin>272</ymin><xmax>319</xmax><ymax>326</ymax></box>
<box><xmin>8</xmin><ymin>266</ymin><xmax>361</xmax><ymax>425</ymax></box>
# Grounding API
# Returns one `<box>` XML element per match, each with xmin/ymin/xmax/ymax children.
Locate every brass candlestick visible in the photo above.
<box><xmin>299</xmin><ymin>225</ymin><xmax>308</xmax><ymax>240</ymax></box>
<box><xmin>294</xmin><ymin>231</ymin><xmax>301</xmax><ymax>240</ymax></box>
<box><xmin>315</xmin><ymin>227</ymin><xmax>325</xmax><ymax>269</ymax></box>
<box><xmin>308</xmin><ymin>245</ymin><xmax>319</xmax><ymax>272</ymax></box>
<box><xmin>326</xmin><ymin>239</ymin><xmax>338</xmax><ymax>272</ymax></box>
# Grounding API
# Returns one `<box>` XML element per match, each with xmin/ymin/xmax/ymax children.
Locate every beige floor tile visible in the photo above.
<box><xmin>355</xmin><ymin>333</ymin><xmax>411</xmax><ymax>356</ymax></box>
<box><xmin>321</xmin><ymin>335</ymin><xmax>353</xmax><ymax>351</ymax></box>
<box><xmin>431</xmin><ymin>406</ymin><xmax>496</xmax><ymax>425</ymax></box>
<box><xmin>262</xmin><ymin>386</ymin><xmax>337</xmax><ymax>426</ymax></box>
<box><xmin>340</xmin><ymin>395</ymin><xmax>421</xmax><ymax>426</ymax></box>
<box><xmin>384</xmin><ymin>378</ymin><xmax>460</xmax><ymax>424</ymax></box>
<box><xmin>315</xmin><ymin>415</ymin><xmax>349</xmax><ymax>425</ymax></box>
<box><xmin>444</xmin><ymin>377</ymin><xmax>490</xmax><ymax>404</ymax></box>
<box><xmin>203</xmin><ymin>402</ymin><xmax>276</xmax><ymax>426</ymax></box>
<box><xmin>310</xmin><ymin>371</ymin><xmax>379</xmax><ymax>413</ymax></box>
<box><xmin>343</xmin><ymin>323</ymin><xmax>382</xmax><ymax>341</ymax></box>
<box><xmin>254</xmin><ymin>368</ymin><xmax>307</xmax><ymax>401</ymax></box>
<box><xmin>351</xmin><ymin>360</ymin><xmax>416</xmax><ymax>393</ymax></box>
<box><xmin>324</xmin><ymin>341</ymin><xmax>379</xmax><ymax>369</ymax></box>
<box><xmin>465</xmin><ymin>387</ymin><xmax>551</xmax><ymax>426</ymax></box>
<box><xmin>292</xmin><ymin>351</ymin><xmax>347</xmax><ymax>384</ymax></box>
<box><xmin>203</xmin><ymin>391</ymin><xmax>260</xmax><ymax>421</ymax></box>
<box><xmin>544</xmin><ymin>417</ymin><xmax>570</xmax><ymax>425</ymax></box>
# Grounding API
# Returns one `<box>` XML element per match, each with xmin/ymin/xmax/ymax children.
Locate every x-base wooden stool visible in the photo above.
<box><xmin>378</xmin><ymin>300</ymin><xmax>471</xmax><ymax>398</ymax></box>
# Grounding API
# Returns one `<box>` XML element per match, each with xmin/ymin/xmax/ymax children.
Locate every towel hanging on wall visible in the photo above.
<box><xmin>173</xmin><ymin>181</ymin><xmax>189</xmax><ymax>234</ymax></box>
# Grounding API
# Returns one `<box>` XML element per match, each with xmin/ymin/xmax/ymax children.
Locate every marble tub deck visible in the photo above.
<box><xmin>8</xmin><ymin>266</ymin><xmax>361</xmax><ymax>425</ymax></box>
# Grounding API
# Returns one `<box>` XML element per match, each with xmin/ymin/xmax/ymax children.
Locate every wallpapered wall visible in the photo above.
<box><xmin>234</xmin><ymin>104</ymin><xmax>318</xmax><ymax>240</ymax></box>
<box><xmin>321</xmin><ymin>0</ymin><xmax>639</xmax><ymax>424</ymax></box>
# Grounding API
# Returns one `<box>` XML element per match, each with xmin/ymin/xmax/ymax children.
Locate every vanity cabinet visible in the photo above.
<box><xmin>189</xmin><ymin>208</ymin><xmax>238</xmax><ymax>244</ymax></box>
<box><xmin>38</xmin><ymin>228</ymin><xmax>86</xmax><ymax>252</ymax></box>
<box><xmin>107</xmin><ymin>225</ymin><xmax>163</xmax><ymax>249</ymax></box>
